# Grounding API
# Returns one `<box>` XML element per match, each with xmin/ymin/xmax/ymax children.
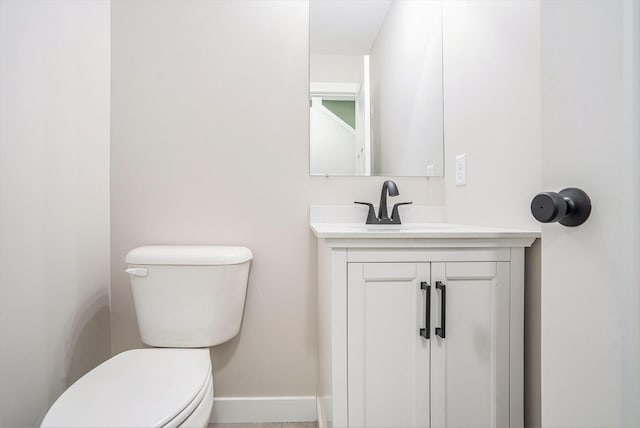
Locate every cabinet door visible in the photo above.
<box><xmin>430</xmin><ymin>262</ymin><xmax>510</xmax><ymax>428</ymax></box>
<box><xmin>348</xmin><ymin>262</ymin><xmax>430</xmax><ymax>428</ymax></box>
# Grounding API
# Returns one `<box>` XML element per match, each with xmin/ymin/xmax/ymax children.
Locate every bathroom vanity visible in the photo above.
<box><xmin>311</xmin><ymin>209</ymin><xmax>539</xmax><ymax>428</ymax></box>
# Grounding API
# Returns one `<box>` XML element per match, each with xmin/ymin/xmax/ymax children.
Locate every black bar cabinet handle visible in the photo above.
<box><xmin>435</xmin><ymin>281</ymin><xmax>446</xmax><ymax>339</ymax></box>
<box><xmin>419</xmin><ymin>281</ymin><xmax>430</xmax><ymax>339</ymax></box>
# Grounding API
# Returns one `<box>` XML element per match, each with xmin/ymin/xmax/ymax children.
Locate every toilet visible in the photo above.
<box><xmin>41</xmin><ymin>245</ymin><xmax>252</xmax><ymax>428</ymax></box>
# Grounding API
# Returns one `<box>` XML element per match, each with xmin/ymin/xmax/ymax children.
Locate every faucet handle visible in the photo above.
<box><xmin>354</xmin><ymin>201</ymin><xmax>378</xmax><ymax>224</ymax></box>
<box><xmin>391</xmin><ymin>202</ymin><xmax>413</xmax><ymax>224</ymax></box>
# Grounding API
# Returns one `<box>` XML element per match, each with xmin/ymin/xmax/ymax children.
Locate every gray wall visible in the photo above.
<box><xmin>0</xmin><ymin>1</ymin><xmax>111</xmax><ymax>426</ymax></box>
<box><xmin>110</xmin><ymin>0</ymin><xmax>443</xmax><ymax>398</ymax></box>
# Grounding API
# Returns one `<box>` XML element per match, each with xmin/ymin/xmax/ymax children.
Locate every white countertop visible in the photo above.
<box><xmin>310</xmin><ymin>222</ymin><xmax>541</xmax><ymax>240</ymax></box>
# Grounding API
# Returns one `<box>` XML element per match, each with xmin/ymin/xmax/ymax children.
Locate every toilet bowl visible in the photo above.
<box><xmin>41</xmin><ymin>246</ymin><xmax>252</xmax><ymax>428</ymax></box>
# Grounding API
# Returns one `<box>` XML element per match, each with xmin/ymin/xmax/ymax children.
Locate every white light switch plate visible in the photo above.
<box><xmin>456</xmin><ymin>153</ymin><xmax>466</xmax><ymax>186</ymax></box>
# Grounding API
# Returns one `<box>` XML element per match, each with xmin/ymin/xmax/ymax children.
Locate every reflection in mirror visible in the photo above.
<box><xmin>310</xmin><ymin>0</ymin><xmax>443</xmax><ymax>177</ymax></box>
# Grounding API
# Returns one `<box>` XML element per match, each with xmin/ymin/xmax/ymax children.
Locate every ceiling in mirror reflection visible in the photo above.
<box><xmin>310</xmin><ymin>0</ymin><xmax>392</xmax><ymax>55</ymax></box>
<box><xmin>309</xmin><ymin>0</ymin><xmax>444</xmax><ymax>177</ymax></box>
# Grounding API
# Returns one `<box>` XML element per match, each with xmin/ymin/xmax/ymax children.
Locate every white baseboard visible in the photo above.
<box><xmin>210</xmin><ymin>396</ymin><xmax>317</xmax><ymax>423</ymax></box>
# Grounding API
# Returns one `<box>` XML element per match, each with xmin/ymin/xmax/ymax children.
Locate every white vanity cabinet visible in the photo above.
<box><xmin>348</xmin><ymin>261</ymin><xmax>510</xmax><ymax>428</ymax></box>
<box><xmin>312</xmin><ymin>221</ymin><xmax>538</xmax><ymax>428</ymax></box>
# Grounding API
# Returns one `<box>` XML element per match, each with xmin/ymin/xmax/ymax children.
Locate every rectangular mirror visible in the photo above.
<box><xmin>310</xmin><ymin>0</ymin><xmax>444</xmax><ymax>177</ymax></box>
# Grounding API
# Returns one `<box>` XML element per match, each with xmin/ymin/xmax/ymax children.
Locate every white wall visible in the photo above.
<box><xmin>310</xmin><ymin>100</ymin><xmax>357</xmax><ymax>175</ymax></box>
<box><xmin>110</xmin><ymin>0</ymin><xmax>443</xmax><ymax>402</ymax></box>
<box><xmin>540</xmin><ymin>1</ymin><xmax>640</xmax><ymax>426</ymax></box>
<box><xmin>441</xmin><ymin>2</ymin><xmax>542</xmax><ymax>426</ymax></box>
<box><xmin>0</xmin><ymin>1</ymin><xmax>111</xmax><ymax>426</ymax></box>
<box><xmin>442</xmin><ymin>0</ymin><xmax>541</xmax><ymax>230</ymax></box>
<box><xmin>369</xmin><ymin>0</ymin><xmax>444</xmax><ymax>176</ymax></box>
<box><xmin>310</xmin><ymin>54</ymin><xmax>363</xmax><ymax>84</ymax></box>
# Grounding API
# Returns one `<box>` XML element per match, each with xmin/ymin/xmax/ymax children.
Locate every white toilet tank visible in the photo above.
<box><xmin>125</xmin><ymin>245</ymin><xmax>252</xmax><ymax>348</ymax></box>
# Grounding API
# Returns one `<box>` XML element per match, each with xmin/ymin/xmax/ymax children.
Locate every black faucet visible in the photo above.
<box><xmin>355</xmin><ymin>180</ymin><xmax>412</xmax><ymax>224</ymax></box>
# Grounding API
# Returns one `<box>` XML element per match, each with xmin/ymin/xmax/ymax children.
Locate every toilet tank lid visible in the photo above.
<box><xmin>126</xmin><ymin>245</ymin><xmax>253</xmax><ymax>266</ymax></box>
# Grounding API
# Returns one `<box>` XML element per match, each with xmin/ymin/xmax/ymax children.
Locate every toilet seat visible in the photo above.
<box><xmin>41</xmin><ymin>348</ymin><xmax>213</xmax><ymax>428</ymax></box>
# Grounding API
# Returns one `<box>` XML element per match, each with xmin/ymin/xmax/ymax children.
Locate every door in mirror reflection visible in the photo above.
<box><xmin>310</xmin><ymin>0</ymin><xmax>444</xmax><ymax>177</ymax></box>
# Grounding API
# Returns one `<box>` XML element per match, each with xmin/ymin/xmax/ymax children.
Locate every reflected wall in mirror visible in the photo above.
<box><xmin>310</xmin><ymin>0</ymin><xmax>444</xmax><ymax>177</ymax></box>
